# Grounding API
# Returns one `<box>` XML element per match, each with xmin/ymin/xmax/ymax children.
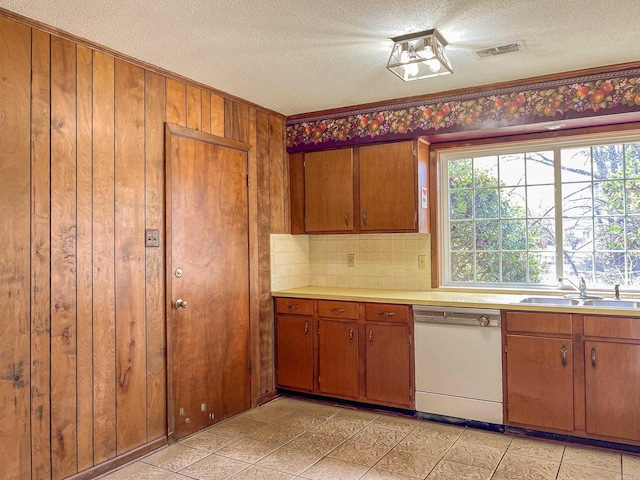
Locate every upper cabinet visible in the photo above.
<box><xmin>360</xmin><ymin>142</ymin><xmax>416</xmax><ymax>231</ymax></box>
<box><xmin>304</xmin><ymin>149</ymin><xmax>354</xmax><ymax>232</ymax></box>
<box><xmin>290</xmin><ymin>140</ymin><xmax>429</xmax><ymax>234</ymax></box>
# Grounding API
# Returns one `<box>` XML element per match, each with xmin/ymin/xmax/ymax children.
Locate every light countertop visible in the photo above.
<box><xmin>271</xmin><ymin>286</ymin><xmax>640</xmax><ymax>317</ymax></box>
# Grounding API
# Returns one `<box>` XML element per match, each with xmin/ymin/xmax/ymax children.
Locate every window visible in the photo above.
<box><xmin>440</xmin><ymin>133</ymin><xmax>640</xmax><ymax>289</ymax></box>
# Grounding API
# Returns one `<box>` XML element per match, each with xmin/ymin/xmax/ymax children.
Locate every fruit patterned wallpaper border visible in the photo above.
<box><xmin>286</xmin><ymin>67</ymin><xmax>640</xmax><ymax>152</ymax></box>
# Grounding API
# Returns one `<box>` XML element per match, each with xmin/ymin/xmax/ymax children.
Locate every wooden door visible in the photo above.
<box><xmin>318</xmin><ymin>319</ymin><xmax>359</xmax><ymax>397</ymax></box>
<box><xmin>276</xmin><ymin>316</ymin><xmax>314</xmax><ymax>391</ymax></box>
<box><xmin>359</xmin><ymin>141</ymin><xmax>416</xmax><ymax>231</ymax></box>
<box><xmin>585</xmin><ymin>341</ymin><xmax>640</xmax><ymax>441</ymax></box>
<box><xmin>366</xmin><ymin>323</ymin><xmax>411</xmax><ymax>406</ymax></box>
<box><xmin>167</xmin><ymin>126</ymin><xmax>250</xmax><ymax>441</ymax></box>
<box><xmin>304</xmin><ymin>149</ymin><xmax>354</xmax><ymax>232</ymax></box>
<box><xmin>506</xmin><ymin>335</ymin><xmax>574</xmax><ymax>432</ymax></box>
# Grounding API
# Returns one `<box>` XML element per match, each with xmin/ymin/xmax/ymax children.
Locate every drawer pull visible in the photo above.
<box><xmin>330</xmin><ymin>308</ymin><xmax>346</xmax><ymax>313</ymax></box>
<box><xmin>561</xmin><ymin>345</ymin><xmax>567</xmax><ymax>366</ymax></box>
<box><xmin>363</xmin><ymin>210</ymin><xmax>368</xmax><ymax>226</ymax></box>
<box><xmin>378</xmin><ymin>311</ymin><xmax>395</xmax><ymax>316</ymax></box>
<box><xmin>591</xmin><ymin>346</ymin><xmax>597</xmax><ymax>368</ymax></box>
<box><xmin>304</xmin><ymin>321</ymin><xmax>309</xmax><ymax>338</ymax></box>
<box><xmin>345</xmin><ymin>211</ymin><xmax>350</xmax><ymax>226</ymax></box>
<box><xmin>369</xmin><ymin>329</ymin><xmax>374</xmax><ymax>345</ymax></box>
<box><xmin>349</xmin><ymin>327</ymin><xmax>354</xmax><ymax>343</ymax></box>
<box><xmin>287</xmin><ymin>305</ymin><xmax>301</xmax><ymax>310</ymax></box>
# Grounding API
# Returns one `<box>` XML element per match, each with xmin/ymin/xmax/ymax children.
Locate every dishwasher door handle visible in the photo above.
<box><xmin>414</xmin><ymin>315</ymin><xmax>500</xmax><ymax>327</ymax></box>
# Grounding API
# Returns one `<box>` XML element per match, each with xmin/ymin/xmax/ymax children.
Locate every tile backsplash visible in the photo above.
<box><xmin>270</xmin><ymin>233</ymin><xmax>431</xmax><ymax>291</ymax></box>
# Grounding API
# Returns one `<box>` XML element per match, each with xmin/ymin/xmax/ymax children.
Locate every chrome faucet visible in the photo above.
<box><xmin>614</xmin><ymin>284</ymin><xmax>621</xmax><ymax>300</ymax></box>
<box><xmin>559</xmin><ymin>277</ymin><xmax>588</xmax><ymax>299</ymax></box>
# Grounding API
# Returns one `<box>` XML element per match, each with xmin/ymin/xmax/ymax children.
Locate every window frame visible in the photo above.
<box><xmin>435</xmin><ymin>129</ymin><xmax>640</xmax><ymax>291</ymax></box>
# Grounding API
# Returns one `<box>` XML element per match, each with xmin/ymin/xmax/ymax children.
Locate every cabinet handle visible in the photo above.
<box><xmin>561</xmin><ymin>345</ymin><xmax>567</xmax><ymax>366</ymax></box>
<box><xmin>378</xmin><ymin>311</ymin><xmax>395</xmax><ymax>317</ymax></box>
<box><xmin>287</xmin><ymin>305</ymin><xmax>301</xmax><ymax>310</ymax></box>
<box><xmin>330</xmin><ymin>308</ymin><xmax>346</xmax><ymax>313</ymax></box>
<box><xmin>363</xmin><ymin>210</ymin><xmax>367</xmax><ymax>226</ymax></box>
<box><xmin>345</xmin><ymin>211</ymin><xmax>350</xmax><ymax>226</ymax></box>
<box><xmin>304</xmin><ymin>321</ymin><xmax>309</xmax><ymax>338</ymax></box>
<box><xmin>349</xmin><ymin>327</ymin><xmax>354</xmax><ymax>343</ymax></box>
<box><xmin>369</xmin><ymin>329</ymin><xmax>373</xmax><ymax>345</ymax></box>
<box><xmin>591</xmin><ymin>346</ymin><xmax>596</xmax><ymax>368</ymax></box>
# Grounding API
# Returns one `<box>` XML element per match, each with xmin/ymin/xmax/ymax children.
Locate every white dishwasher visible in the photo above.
<box><xmin>413</xmin><ymin>306</ymin><xmax>503</xmax><ymax>425</ymax></box>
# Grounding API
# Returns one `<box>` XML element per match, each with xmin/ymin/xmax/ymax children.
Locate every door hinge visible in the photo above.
<box><xmin>318</xmin><ymin>376</ymin><xmax>321</xmax><ymax>383</ymax></box>
<box><xmin>504</xmin><ymin>344</ymin><xmax>507</xmax><ymax>353</ymax></box>
<box><xmin>413</xmin><ymin>148</ymin><xmax>417</xmax><ymax>157</ymax></box>
<box><xmin>409</xmin><ymin>387</ymin><xmax>413</xmax><ymax>399</ymax></box>
<box><xmin>246</xmin><ymin>175</ymin><xmax>249</xmax><ymax>187</ymax></box>
<box><xmin>505</xmin><ymin>402</ymin><xmax>509</xmax><ymax>411</ymax></box>
<box><xmin>249</xmin><ymin>361</ymin><xmax>252</xmax><ymax>375</ymax></box>
<box><xmin>317</xmin><ymin>327</ymin><xmax>320</xmax><ymax>336</ymax></box>
<box><xmin>409</xmin><ymin>334</ymin><xmax>412</xmax><ymax>346</ymax></box>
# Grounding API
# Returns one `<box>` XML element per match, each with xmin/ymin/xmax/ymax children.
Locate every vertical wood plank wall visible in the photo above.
<box><xmin>0</xmin><ymin>12</ymin><xmax>287</xmax><ymax>480</ymax></box>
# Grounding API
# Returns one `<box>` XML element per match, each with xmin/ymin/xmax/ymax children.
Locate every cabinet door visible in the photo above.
<box><xmin>506</xmin><ymin>335</ymin><xmax>574</xmax><ymax>432</ymax></box>
<box><xmin>585</xmin><ymin>341</ymin><xmax>640</xmax><ymax>441</ymax></box>
<box><xmin>304</xmin><ymin>149</ymin><xmax>354</xmax><ymax>232</ymax></box>
<box><xmin>366</xmin><ymin>323</ymin><xmax>411</xmax><ymax>406</ymax></box>
<box><xmin>276</xmin><ymin>316</ymin><xmax>314</xmax><ymax>391</ymax></box>
<box><xmin>318</xmin><ymin>319</ymin><xmax>359</xmax><ymax>397</ymax></box>
<box><xmin>359</xmin><ymin>141</ymin><xmax>416</xmax><ymax>231</ymax></box>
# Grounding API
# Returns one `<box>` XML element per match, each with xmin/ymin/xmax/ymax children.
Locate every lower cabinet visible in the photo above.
<box><xmin>275</xmin><ymin>297</ymin><xmax>414</xmax><ymax>409</ymax></box>
<box><xmin>365</xmin><ymin>322</ymin><xmax>411</xmax><ymax>405</ymax></box>
<box><xmin>276</xmin><ymin>315</ymin><xmax>313</xmax><ymax>391</ymax></box>
<box><xmin>505</xmin><ymin>310</ymin><xmax>640</xmax><ymax>445</ymax></box>
<box><xmin>505</xmin><ymin>334</ymin><xmax>574</xmax><ymax>432</ymax></box>
<box><xmin>318</xmin><ymin>319</ymin><xmax>359</xmax><ymax>397</ymax></box>
<box><xmin>585</xmin><ymin>340</ymin><xmax>640</xmax><ymax>442</ymax></box>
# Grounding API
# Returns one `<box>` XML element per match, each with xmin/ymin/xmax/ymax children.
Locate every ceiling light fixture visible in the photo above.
<box><xmin>387</xmin><ymin>29</ymin><xmax>452</xmax><ymax>82</ymax></box>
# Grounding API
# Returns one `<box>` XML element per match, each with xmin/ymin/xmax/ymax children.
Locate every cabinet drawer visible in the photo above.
<box><xmin>364</xmin><ymin>303</ymin><xmax>409</xmax><ymax>323</ymax></box>
<box><xmin>506</xmin><ymin>311</ymin><xmax>572</xmax><ymax>335</ymax></box>
<box><xmin>276</xmin><ymin>298</ymin><xmax>314</xmax><ymax>316</ymax></box>
<box><xmin>584</xmin><ymin>315</ymin><xmax>640</xmax><ymax>340</ymax></box>
<box><xmin>318</xmin><ymin>300</ymin><xmax>359</xmax><ymax>319</ymax></box>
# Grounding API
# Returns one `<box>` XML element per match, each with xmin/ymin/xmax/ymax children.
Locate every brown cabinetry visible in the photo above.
<box><xmin>291</xmin><ymin>141</ymin><xmax>428</xmax><ymax>234</ymax></box>
<box><xmin>274</xmin><ymin>297</ymin><xmax>414</xmax><ymax>409</ymax></box>
<box><xmin>359</xmin><ymin>142</ymin><xmax>416</xmax><ymax>231</ymax></box>
<box><xmin>275</xmin><ymin>298</ymin><xmax>314</xmax><ymax>391</ymax></box>
<box><xmin>505</xmin><ymin>334</ymin><xmax>574</xmax><ymax>432</ymax></box>
<box><xmin>583</xmin><ymin>314</ymin><xmax>640</xmax><ymax>443</ymax></box>
<box><xmin>505</xmin><ymin>310</ymin><xmax>640</xmax><ymax>446</ymax></box>
<box><xmin>318</xmin><ymin>319</ymin><xmax>359</xmax><ymax>397</ymax></box>
<box><xmin>304</xmin><ymin>149</ymin><xmax>354</xmax><ymax>232</ymax></box>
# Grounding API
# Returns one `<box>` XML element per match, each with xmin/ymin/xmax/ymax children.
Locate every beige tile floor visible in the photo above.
<box><xmin>100</xmin><ymin>396</ymin><xmax>640</xmax><ymax>480</ymax></box>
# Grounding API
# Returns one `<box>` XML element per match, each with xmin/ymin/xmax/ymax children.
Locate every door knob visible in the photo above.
<box><xmin>175</xmin><ymin>298</ymin><xmax>188</xmax><ymax>309</ymax></box>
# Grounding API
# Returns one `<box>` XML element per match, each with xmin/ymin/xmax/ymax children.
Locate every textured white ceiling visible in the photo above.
<box><xmin>2</xmin><ymin>1</ymin><xmax>640</xmax><ymax>116</ymax></box>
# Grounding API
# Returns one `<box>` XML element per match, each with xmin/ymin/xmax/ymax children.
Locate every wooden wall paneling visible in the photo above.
<box><xmin>114</xmin><ymin>59</ymin><xmax>147</xmax><ymax>454</ymax></box>
<box><xmin>186</xmin><ymin>85</ymin><xmax>201</xmax><ymax>131</ymax></box>
<box><xmin>225</xmin><ymin>99</ymin><xmax>250</xmax><ymax>142</ymax></box>
<box><xmin>256</xmin><ymin>111</ymin><xmax>274</xmax><ymax>397</ymax></box>
<box><xmin>211</xmin><ymin>93</ymin><xmax>225</xmax><ymax>137</ymax></box>
<box><xmin>269</xmin><ymin>116</ymin><xmax>285</xmax><ymax>234</ymax></box>
<box><xmin>201</xmin><ymin>91</ymin><xmax>211</xmax><ymax>134</ymax></box>
<box><xmin>51</xmin><ymin>35</ymin><xmax>78</xmax><ymax>480</ymax></box>
<box><xmin>144</xmin><ymin>70</ymin><xmax>167</xmax><ymax>441</ymax></box>
<box><xmin>30</xmin><ymin>26</ymin><xmax>52</xmax><ymax>480</ymax></box>
<box><xmin>248</xmin><ymin>108</ymin><xmax>260</xmax><ymax>406</ymax></box>
<box><xmin>166</xmin><ymin>78</ymin><xmax>187</xmax><ymax>127</ymax></box>
<box><xmin>283</xmin><ymin>152</ymin><xmax>290</xmax><ymax>234</ymax></box>
<box><xmin>76</xmin><ymin>43</ymin><xmax>95</xmax><ymax>472</ymax></box>
<box><xmin>92</xmin><ymin>50</ymin><xmax>117</xmax><ymax>464</ymax></box>
<box><xmin>0</xmin><ymin>17</ymin><xmax>31</xmax><ymax>480</ymax></box>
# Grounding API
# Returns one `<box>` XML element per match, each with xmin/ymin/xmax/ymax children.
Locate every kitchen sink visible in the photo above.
<box><xmin>518</xmin><ymin>297</ymin><xmax>580</xmax><ymax>305</ymax></box>
<box><xmin>581</xmin><ymin>299</ymin><xmax>640</xmax><ymax>308</ymax></box>
<box><xmin>518</xmin><ymin>297</ymin><xmax>640</xmax><ymax>309</ymax></box>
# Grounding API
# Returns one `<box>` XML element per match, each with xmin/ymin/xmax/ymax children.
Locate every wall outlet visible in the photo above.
<box><xmin>146</xmin><ymin>229</ymin><xmax>160</xmax><ymax>247</ymax></box>
<box><xmin>347</xmin><ymin>253</ymin><xmax>356</xmax><ymax>267</ymax></box>
<box><xmin>418</xmin><ymin>254</ymin><xmax>427</xmax><ymax>270</ymax></box>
